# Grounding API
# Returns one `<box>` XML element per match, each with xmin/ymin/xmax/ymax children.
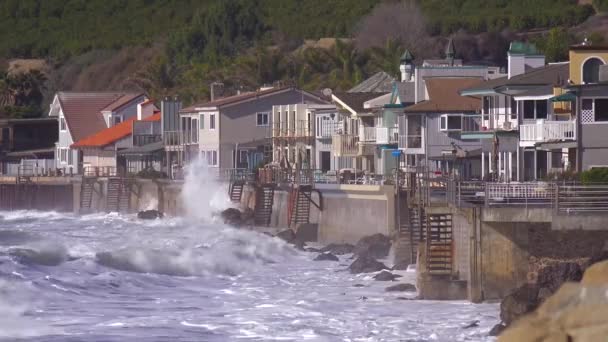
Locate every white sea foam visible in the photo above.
<box><xmin>180</xmin><ymin>157</ymin><xmax>232</xmax><ymax>222</ymax></box>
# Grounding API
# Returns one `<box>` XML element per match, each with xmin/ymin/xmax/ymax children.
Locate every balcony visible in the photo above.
<box><xmin>520</xmin><ymin>120</ymin><xmax>576</xmax><ymax>146</ymax></box>
<box><xmin>332</xmin><ymin>134</ymin><xmax>358</xmax><ymax>157</ymax></box>
<box><xmin>316</xmin><ymin>121</ymin><xmax>342</xmax><ymax>139</ymax></box>
<box><xmin>376</xmin><ymin>127</ymin><xmax>399</xmax><ymax>144</ymax></box>
<box><xmin>359</xmin><ymin>126</ymin><xmax>377</xmax><ymax>143</ymax></box>
<box><xmin>163</xmin><ymin>130</ymin><xmax>198</xmax><ymax>147</ymax></box>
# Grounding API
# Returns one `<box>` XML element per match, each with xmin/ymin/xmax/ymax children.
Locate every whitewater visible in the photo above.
<box><xmin>0</xmin><ymin>161</ymin><xmax>498</xmax><ymax>341</ymax></box>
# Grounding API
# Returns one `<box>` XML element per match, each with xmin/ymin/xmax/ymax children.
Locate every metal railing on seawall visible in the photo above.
<box><xmin>444</xmin><ymin>180</ymin><xmax>608</xmax><ymax>214</ymax></box>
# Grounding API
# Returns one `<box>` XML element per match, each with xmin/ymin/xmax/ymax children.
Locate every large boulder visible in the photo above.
<box><xmin>348</xmin><ymin>254</ymin><xmax>388</xmax><ymax>274</ymax></box>
<box><xmin>499</xmin><ymin>260</ymin><xmax>608</xmax><ymax>341</ymax></box>
<box><xmin>314</xmin><ymin>252</ymin><xmax>339</xmax><ymax>262</ymax></box>
<box><xmin>534</xmin><ymin>260</ymin><xmax>584</xmax><ymax>293</ymax></box>
<box><xmin>320</xmin><ymin>243</ymin><xmax>354</xmax><ymax>255</ymax></box>
<box><xmin>220</xmin><ymin>208</ymin><xmax>243</xmax><ymax>226</ymax></box>
<box><xmin>373</xmin><ymin>270</ymin><xmax>400</xmax><ymax>281</ymax></box>
<box><xmin>385</xmin><ymin>283</ymin><xmax>416</xmax><ymax>292</ymax></box>
<box><xmin>137</xmin><ymin>210</ymin><xmax>164</xmax><ymax>220</ymax></box>
<box><xmin>354</xmin><ymin>234</ymin><xmax>391</xmax><ymax>259</ymax></box>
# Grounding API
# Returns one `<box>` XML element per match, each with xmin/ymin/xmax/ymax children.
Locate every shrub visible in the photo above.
<box><xmin>580</xmin><ymin>168</ymin><xmax>608</xmax><ymax>184</ymax></box>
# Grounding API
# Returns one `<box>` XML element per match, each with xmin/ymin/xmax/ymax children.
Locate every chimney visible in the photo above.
<box><xmin>508</xmin><ymin>41</ymin><xmax>545</xmax><ymax>79</ymax></box>
<box><xmin>137</xmin><ymin>99</ymin><xmax>154</xmax><ymax>120</ymax></box>
<box><xmin>400</xmin><ymin>49</ymin><xmax>415</xmax><ymax>82</ymax></box>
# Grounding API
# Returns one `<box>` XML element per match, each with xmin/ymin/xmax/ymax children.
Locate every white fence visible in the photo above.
<box><xmin>520</xmin><ymin>120</ymin><xmax>576</xmax><ymax>144</ymax></box>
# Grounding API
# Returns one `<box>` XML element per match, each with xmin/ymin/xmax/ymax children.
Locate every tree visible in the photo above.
<box><xmin>536</xmin><ymin>27</ymin><xmax>571</xmax><ymax>63</ymax></box>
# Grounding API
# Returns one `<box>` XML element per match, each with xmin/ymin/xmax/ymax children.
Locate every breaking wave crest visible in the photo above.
<box><xmin>94</xmin><ymin>226</ymin><xmax>296</xmax><ymax>277</ymax></box>
<box><xmin>9</xmin><ymin>241</ymin><xmax>71</xmax><ymax>266</ymax></box>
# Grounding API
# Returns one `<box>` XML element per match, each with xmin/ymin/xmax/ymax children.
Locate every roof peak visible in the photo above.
<box><xmin>401</xmin><ymin>49</ymin><xmax>414</xmax><ymax>63</ymax></box>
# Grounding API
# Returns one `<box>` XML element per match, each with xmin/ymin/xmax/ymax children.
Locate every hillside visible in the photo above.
<box><xmin>0</xmin><ymin>0</ymin><xmax>599</xmax><ymax>118</ymax></box>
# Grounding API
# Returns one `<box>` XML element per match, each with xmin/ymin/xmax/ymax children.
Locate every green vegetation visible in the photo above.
<box><xmin>594</xmin><ymin>0</ymin><xmax>608</xmax><ymax>12</ymax></box>
<box><xmin>581</xmin><ymin>168</ymin><xmax>608</xmax><ymax>184</ymax></box>
<box><xmin>0</xmin><ymin>70</ymin><xmax>47</xmax><ymax>118</ymax></box>
<box><xmin>421</xmin><ymin>0</ymin><xmax>594</xmax><ymax>35</ymax></box>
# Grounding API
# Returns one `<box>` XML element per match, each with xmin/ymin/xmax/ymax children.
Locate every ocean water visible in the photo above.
<box><xmin>0</xmin><ymin>210</ymin><xmax>498</xmax><ymax>342</ymax></box>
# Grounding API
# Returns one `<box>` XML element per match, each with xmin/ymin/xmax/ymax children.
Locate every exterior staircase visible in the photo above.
<box><xmin>229</xmin><ymin>181</ymin><xmax>244</xmax><ymax>203</ymax></box>
<box><xmin>426</xmin><ymin>213</ymin><xmax>453</xmax><ymax>275</ymax></box>
<box><xmin>106</xmin><ymin>178</ymin><xmax>132</xmax><ymax>213</ymax></box>
<box><xmin>80</xmin><ymin>177</ymin><xmax>96</xmax><ymax>212</ymax></box>
<box><xmin>397</xmin><ymin>190</ymin><xmax>426</xmax><ymax>264</ymax></box>
<box><xmin>288</xmin><ymin>185</ymin><xmax>312</xmax><ymax>227</ymax></box>
<box><xmin>254</xmin><ymin>184</ymin><xmax>274</xmax><ymax>226</ymax></box>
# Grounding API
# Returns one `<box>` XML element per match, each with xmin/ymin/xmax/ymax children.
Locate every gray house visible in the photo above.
<box><xmin>176</xmin><ymin>87</ymin><xmax>326</xmax><ymax>170</ymax></box>
<box><xmin>399</xmin><ymin>78</ymin><xmax>483</xmax><ymax>179</ymax></box>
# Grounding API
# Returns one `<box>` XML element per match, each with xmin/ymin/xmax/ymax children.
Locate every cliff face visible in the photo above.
<box><xmin>499</xmin><ymin>260</ymin><xmax>608</xmax><ymax>341</ymax></box>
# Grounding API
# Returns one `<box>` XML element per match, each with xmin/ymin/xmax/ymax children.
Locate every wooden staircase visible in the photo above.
<box><xmin>254</xmin><ymin>184</ymin><xmax>274</xmax><ymax>226</ymax></box>
<box><xmin>426</xmin><ymin>213</ymin><xmax>453</xmax><ymax>275</ymax></box>
<box><xmin>288</xmin><ymin>185</ymin><xmax>312</xmax><ymax>227</ymax></box>
<box><xmin>106</xmin><ymin>178</ymin><xmax>132</xmax><ymax>213</ymax></box>
<box><xmin>397</xmin><ymin>190</ymin><xmax>427</xmax><ymax>264</ymax></box>
<box><xmin>80</xmin><ymin>177</ymin><xmax>96</xmax><ymax>212</ymax></box>
<box><xmin>229</xmin><ymin>181</ymin><xmax>244</xmax><ymax>203</ymax></box>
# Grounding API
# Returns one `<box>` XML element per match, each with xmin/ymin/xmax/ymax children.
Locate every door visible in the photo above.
<box><xmin>321</xmin><ymin>151</ymin><xmax>331</xmax><ymax>172</ymax></box>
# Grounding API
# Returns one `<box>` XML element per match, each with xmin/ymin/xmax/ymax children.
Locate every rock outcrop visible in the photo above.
<box><xmin>499</xmin><ymin>260</ymin><xmax>608</xmax><ymax>341</ymax></box>
<box><xmin>275</xmin><ymin>229</ymin><xmax>296</xmax><ymax>243</ymax></box>
<box><xmin>354</xmin><ymin>234</ymin><xmax>391</xmax><ymax>259</ymax></box>
<box><xmin>385</xmin><ymin>283</ymin><xmax>416</xmax><ymax>292</ymax></box>
<box><xmin>373</xmin><ymin>270</ymin><xmax>400</xmax><ymax>281</ymax></box>
<box><xmin>314</xmin><ymin>252</ymin><xmax>339</xmax><ymax>262</ymax></box>
<box><xmin>137</xmin><ymin>210</ymin><xmax>163</xmax><ymax>220</ymax></box>
<box><xmin>348</xmin><ymin>254</ymin><xmax>388</xmax><ymax>274</ymax></box>
<box><xmin>219</xmin><ymin>208</ymin><xmax>255</xmax><ymax>227</ymax></box>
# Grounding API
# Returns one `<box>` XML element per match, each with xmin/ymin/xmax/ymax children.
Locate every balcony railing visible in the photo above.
<box><xmin>332</xmin><ymin>134</ymin><xmax>358</xmax><ymax>157</ymax></box>
<box><xmin>520</xmin><ymin>120</ymin><xmax>576</xmax><ymax>144</ymax></box>
<box><xmin>376</xmin><ymin>127</ymin><xmax>399</xmax><ymax>144</ymax></box>
<box><xmin>163</xmin><ymin>130</ymin><xmax>198</xmax><ymax>146</ymax></box>
<box><xmin>317</xmin><ymin>121</ymin><xmax>343</xmax><ymax>139</ymax></box>
<box><xmin>133</xmin><ymin>134</ymin><xmax>161</xmax><ymax>147</ymax></box>
<box><xmin>462</xmin><ymin>114</ymin><xmax>516</xmax><ymax>132</ymax></box>
<box><xmin>359</xmin><ymin>126</ymin><xmax>377</xmax><ymax>143</ymax></box>
<box><xmin>272</xmin><ymin>120</ymin><xmax>313</xmax><ymax>139</ymax></box>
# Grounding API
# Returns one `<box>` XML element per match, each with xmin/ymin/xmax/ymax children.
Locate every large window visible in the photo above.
<box><xmin>192</xmin><ymin>118</ymin><xmax>198</xmax><ymax>143</ymax></box>
<box><xmin>60</xmin><ymin>117</ymin><xmax>67</xmax><ymax>131</ymax></box>
<box><xmin>205</xmin><ymin>150</ymin><xmax>218</xmax><ymax>166</ymax></box>
<box><xmin>400</xmin><ymin>114</ymin><xmax>422</xmax><ymax>149</ymax></box>
<box><xmin>199</xmin><ymin>114</ymin><xmax>205</xmax><ymax>129</ymax></box>
<box><xmin>112</xmin><ymin>116</ymin><xmax>122</xmax><ymax>126</ymax></box>
<box><xmin>439</xmin><ymin>114</ymin><xmax>462</xmax><ymax>131</ymax></box>
<box><xmin>523</xmin><ymin>100</ymin><xmax>548</xmax><ymax>120</ymax></box>
<box><xmin>256</xmin><ymin>112</ymin><xmax>269</xmax><ymax>126</ymax></box>
<box><xmin>510</xmin><ymin>97</ymin><xmax>517</xmax><ymax>120</ymax></box>
<box><xmin>583</xmin><ymin>58</ymin><xmax>604</xmax><ymax>84</ymax></box>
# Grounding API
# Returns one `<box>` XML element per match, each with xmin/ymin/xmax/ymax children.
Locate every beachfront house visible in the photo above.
<box><xmin>169</xmin><ymin>86</ymin><xmax>326</xmax><ymax>172</ymax></box>
<box><xmin>70</xmin><ymin>100</ymin><xmax>160</xmax><ymax>176</ymax></box>
<box><xmin>459</xmin><ymin>42</ymin><xmax>576</xmax><ymax>181</ymax></box>
<box><xmin>0</xmin><ymin>117</ymin><xmax>58</xmax><ymax>175</ymax></box>
<box><xmin>399</xmin><ymin>78</ymin><xmax>484</xmax><ymax>179</ymax></box>
<box><xmin>48</xmin><ymin>92</ymin><xmax>149</xmax><ymax>173</ymax></box>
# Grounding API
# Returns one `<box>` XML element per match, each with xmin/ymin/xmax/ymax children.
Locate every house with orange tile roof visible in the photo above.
<box><xmin>70</xmin><ymin>100</ymin><xmax>160</xmax><ymax>175</ymax></box>
<box><xmin>48</xmin><ymin>91</ymin><xmax>149</xmax><ymax>173</ymax></box>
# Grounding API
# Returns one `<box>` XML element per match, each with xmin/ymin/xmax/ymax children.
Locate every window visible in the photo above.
<box><xmin>510</xmin><ymin>98</ymin><xmax>517</xmax><ymax>120</ymax></box>
<box><xmin>595</xmin><ymin>99</ymin><xmax>608</xmax><ymax>122</ymax></box>
<box><xmin>523</xmin><ymin>100</ymin><xmax>535</xmax><ymax>119</ymax></box>
<box><xmin>535</xmin><ymin>101</ymin><xmax>547</xmax><ymax>119</ymax></box>
<box><xmin>59</xmin><ymin>148</ymin><xmax>67</xmax><ymax>163</ymax></box>
<box><xmin>256</xmin><ymin>112</ymin><xmax>269</xmax><ymax>126</ymax></box>
<box><xmin>209</xmin><ymin>114</ymin><xmax>216</xmax><ymax>130</ymax></box>
<box><xmin>192</xmin><ymin>118</ymin><xmax>198</xmax><ymax>143</ymax></box>
<box><xmin>113</xmin><ymin>116</ymin><xmax>122</xmax><ymax>126</ymax></box>
<box><xmin>439</xmin><ymin>114</ymin><xmax>462</xmax><ymax>131</ymax></box>
<box><xmin>583</xmin><ymin>58</ymin><xmax>604</xmax><ymax>84</ymax></box>
<box><xmin>68</xmin><ymin>149</ymin><xmax>73</xmax><ymax>165</ymax></box>
<box><xmin>239</xmin><ymin>150</ymin><xmax>248</xmax><ymax>164</ymax></box>
<box><xmin>205</xmin><ymin>150</ymin><xmax>218</xmax><ymax>166</ymax></box>
<box><xmin>523</xmin><ymin>100</ymin><xmax>548</xmax><ymax>120</ymax></box>
<box><xmin>199</xmin><ymin>114</ymin><xmax>204</xmax><ymax>129</ymax></box>
<box><xmin>60</xmin><ymin>117</ymin><xmax>67</xmax><ymax>131</ymax></box>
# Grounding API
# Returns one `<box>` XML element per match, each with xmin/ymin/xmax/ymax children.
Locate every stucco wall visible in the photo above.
<box><xmin>569</xmin><ymin>50</ymin><xmax>608</xmax><ymax>85</ymax></box>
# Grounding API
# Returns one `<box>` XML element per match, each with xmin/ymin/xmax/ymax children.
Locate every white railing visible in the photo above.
<box><xmin>332</xmin><ymin>134</ymin><xmax>358</xmax><ymax>157</ymax></box>
<box><xmin>317</xmin><ymin>121</ymin><xmax>342</xmax><ymax>139</ymax></box>
<box><xmin>520</xmin><ymin>120</ymin><xmax>576</xmax><ymax>143</ymax></box>
<box><xmin>359</xmin><ymin>126</ymin><xmax>377</xmax><ymax>143</ymax></box>
<box><xmin>376</xmin><ymin>127</ymin><xmax>399</xmax><ymax>144</ymax></box>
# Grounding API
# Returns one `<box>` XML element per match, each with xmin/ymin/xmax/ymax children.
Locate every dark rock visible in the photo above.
<box><xmin>220</xmin><ymin>208</ymin><xmax>243</xmax><ymax>226</ymax></box>
<box><xmin>385</xmin><ymin>283</ymin><xmax>417</xmax><ymax>292</ymax></box>
<box><xmin>462</xmin><ymin>320</ymin><xmax>480</xmax><ymax>329</ymax></box>
<box><xmin>275</xmin><ymin>229</ymin><xmax>296</xmax><ymax>244</ymax></box>
<box><xmin>396</xmin><ymin>296</ymin><xmax>415</xmax><ymax>301</ymax></box>
<box><xmin>240</xmin><ymin>208</ymin><xmax>255</xmax><ymax>225</ymax></box>
<box><xmin>320</xmin><ymin>243</ymin><xmax>355</xmax><ymax>255</ymax></box>
<box><xmin>354</xmin><ymin>234</ymin><xmax>391</xmax><ymax>259</ymax></box>
<box><xmin>292</xmin><ymin>238</ymin><xmax>306</xmax><ymax>250</ymax></box>
<box><xmin>392</xmin><ymin>261</ymin><xmax>411</xmax><ymax>271</ymax></box>
<box><xmin>305</xmin><ymin>247</ymin><xmax>321</xmax><ymax>253</ymax></box>
<box><xmin>373</xmin><ymin>270</ymin><xmax>400</xmax><ymax>281</ymax></box>
<box><xmin>348</xmin><ymin>254</ymin><xmax>388</xmax><ymax>274</ymax></box>
<box><xmin>353</xmin><ymin>284</ymin><xmax>365</xmax><ymax>288</ymax></box>
<box><xmin>314</xmin><ymin>252</ymin><xmax>339</xmax><ymax>261</ymax></box>
<box><xmin>536</xmin><ymin>261</ymin><xmax>583</xmax><ymax>293</ymax></box>
<box><xmin>137</xmin><ymin>210</ymin><xmax>164</xmax><ymax>220</ymax></box>
<box><xmin>488</xmin><ymin>323</ymin><xmax>506</xmax><ymax>336</ymax></box>
<box><xmin>295</xmin><ymin>223</ymin><xmax>318</xmax><ymax>242</ymax></box>
<box><xmin>359</xmin><ymin>296</ymin><xmax>368</xmax><ymax>300</ymax></box>
<box><xmin>499</xmin><ymin>285</ymin><xmax>540</xmax><ymax>326</ymax></box>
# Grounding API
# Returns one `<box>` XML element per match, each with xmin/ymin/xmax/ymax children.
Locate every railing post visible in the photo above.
<box><xmin>554</xmin><ymin>183</ymin><xmax>560</xmax><ymax>214</ymax></box>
